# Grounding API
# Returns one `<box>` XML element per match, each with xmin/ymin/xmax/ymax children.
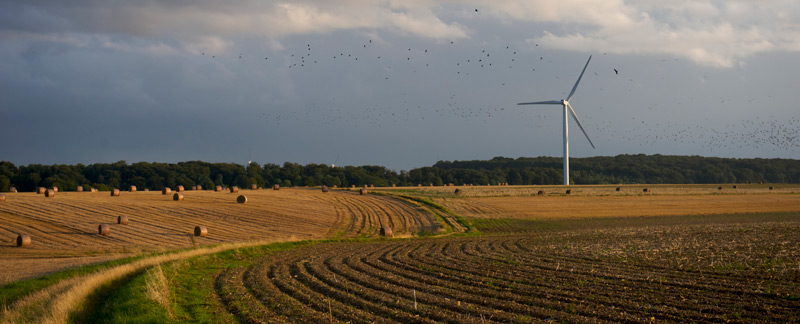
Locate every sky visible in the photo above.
<box><xmin>1</xmin><ymin>0</ymin><xmax>799</xmax><ymax>171</ymax></box>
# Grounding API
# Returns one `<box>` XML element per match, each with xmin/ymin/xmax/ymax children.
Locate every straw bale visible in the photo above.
<box><xmin>194</xmin><ymin>226</ymin><xmax>207</xmax><ymax>237</ymax></box>
<box><xmin>16</xmin><ymin>234</ymin><xmax>31</xmax><ymax>247</ymax></box>
<box><xmin>98</xmin><ymin>224</ymin><xmax>110</xmax><ymax>236</ymax></box>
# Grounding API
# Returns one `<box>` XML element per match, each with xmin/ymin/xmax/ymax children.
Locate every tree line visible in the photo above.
<box><xmin>1</xmin><ymin>154</ymin><xmax>798</xmax><ymax>192</ymax></box>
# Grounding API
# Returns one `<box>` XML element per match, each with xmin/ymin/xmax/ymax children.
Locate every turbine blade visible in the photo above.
<box><xmin>567</xmin><ymin>103</ymin><xmax>595</xmax><ymax>149</ymax></box>
<box><xmin>517</xmin><ymin>100</ymin><xmax>562</xmax><ymax>105</ymax></box>
<box><xmin>566</xmin><ymin>55</ymin><xmax>592</xmax><ymax>102</ymax></box>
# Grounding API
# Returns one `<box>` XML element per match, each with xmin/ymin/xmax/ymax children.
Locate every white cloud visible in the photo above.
<box><xmin>2</xmin><ymin>0</ymin><xmax>798</xmax><ymax>67</ymax></box>
<box><xmin>513</xmin><ymin>1</ymin><xmax>800</xmax><ymax>67</ymax></box>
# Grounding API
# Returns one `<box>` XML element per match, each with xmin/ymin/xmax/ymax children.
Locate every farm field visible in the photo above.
<box><xmin>204</xmin><ymin>212</ymin><xmax>800</xmax><ymax>323</ymax></box>
<box><xmin>1</xmin><ymin>184</ymin><xmax>799</xmax><ymax>323</ymax></box>
<box><xmin>0</xmin><ymin>188</ymin><xmax>443</xmax><ymax>283</ymax></box>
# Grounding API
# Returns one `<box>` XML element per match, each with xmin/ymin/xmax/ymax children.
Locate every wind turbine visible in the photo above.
<box><xmin>517</xmin><ymin>55</ymin><xmax>596</xmax><ymax>186</ymax></box>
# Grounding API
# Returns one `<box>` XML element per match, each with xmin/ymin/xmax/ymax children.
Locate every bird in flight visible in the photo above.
<box><xmin>614</xmin><ymin>69</ymin><xmax>619</xmax><ymax>75</ymax></box>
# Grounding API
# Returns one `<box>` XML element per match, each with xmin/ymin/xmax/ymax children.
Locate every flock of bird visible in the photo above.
<box><xmin>198</xmin><ymin>37</ymin><xmax>797</xmax><ymax>155</ymax></box>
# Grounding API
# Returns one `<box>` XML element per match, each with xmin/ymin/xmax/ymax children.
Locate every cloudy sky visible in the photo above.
<box><xmin>2</xmin><ymin>1</ymin><xmax>799</xmax><ymax>170</ymax></box>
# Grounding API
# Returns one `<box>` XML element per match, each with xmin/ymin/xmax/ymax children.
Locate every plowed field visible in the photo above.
<box><xmin>212</xmin><ymin>213</ymin><xmax>800</xmax><ymax>323</ymax></box>
<box><xmin>0</xmin><ymin>189</ymin><xmax>443</xmax><ymax>283</ymax></box>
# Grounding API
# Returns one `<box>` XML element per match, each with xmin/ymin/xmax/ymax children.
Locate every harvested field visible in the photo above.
<box><xmin>0</xmin><ymin>189</ymin><xmax>441</xmax><ymax>283</ymax></box>
<box><xmin>378</xmin><ymin>183</ymin><xmax>799</xmax><ymax>198</ymax></box>
<box><xmin>211</xmin><ymin>213</ymin><xmax>800</xmax><ymax>323</ymax></box>
<box><xmin>437</xmin><ymin>194</ymin><xmax>800</xmax><ymax>220</ymax></box>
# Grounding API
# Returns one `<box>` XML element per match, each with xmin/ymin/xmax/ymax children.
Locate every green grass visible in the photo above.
<box><xmin>68</xmin><ymin>268</ymin><xmax>167</xmax><ymax>324</ymax></box>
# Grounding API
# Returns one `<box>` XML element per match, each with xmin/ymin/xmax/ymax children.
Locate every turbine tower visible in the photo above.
<box><xmin>517</xmin><ymin>56</ymin><xmax>596</xmax><ymax>186</ymax></box>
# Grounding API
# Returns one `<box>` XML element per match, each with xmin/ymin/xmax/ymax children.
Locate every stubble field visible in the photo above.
<box><xmin>0</xmin><ymin>188</ymin><xmax>443</xmax><ymax>284</ymax></box>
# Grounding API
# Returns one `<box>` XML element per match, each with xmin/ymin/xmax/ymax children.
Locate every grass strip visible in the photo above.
<box><xmin>67</xmin><ymin>238</ymin><xmax>377</xmax><ymax>324</ymax></box>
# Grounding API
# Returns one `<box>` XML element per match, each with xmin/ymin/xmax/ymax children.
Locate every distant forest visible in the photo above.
<box><xmin>1</xmin><ymin>155</ymin><xmax>799</xmax><ymax>192</ymax></box>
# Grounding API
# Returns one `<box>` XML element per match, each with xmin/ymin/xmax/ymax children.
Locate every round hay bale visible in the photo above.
<box><xmin>196</xmin><ymin>185</ymin><xmax>203</xmax><ymax>191</ymax></box>
<box><xmin>643</xmin><ymin>188</ymin><xmax>649</xmax><ymax>193</ymax></box>
<box><xmin>52</xmin><ymin>187</ymin><xmax>58</xmax><ymax>193</ymax></box>
<box><xmin>98</xmin><ymin>224</ymin><xmax>110</xmax><ymax>236</ymax></box>
<box><xmin>360</xmin><ymin>188</ymin><xmax>367</xmax><ymax>195</ymax></box>
<box><xmin>251</xmin><ymin>184</ymin><xmax>258</xmax><ymax>190</ymax></box>
<box><xmin>129</xmin><ymin>185</ymin><xmax>137</xmax><ymax>192</ymax></box>
<box><xmin>417</xmin><ymin>184</ymin><xmax>421</xmax><ymax>187</ymax></box>
<box><xmin>143</xmin><ymin>188</ymin><xmax>149</xmax><ymax>192</ymax></box>
<box><xmin>351</xmin><ymin>185</ymin><xmax>356</xmax><ymax>189</ymax></box>
<box><xmin>321</xmin><ymin>185</ymin><xmax>329</xmax><ymax>193</ymax></box>
<box><xmin>237</xmin><ymin>195</ymin><xmax>247</xmax><ymax>204</ymax></box>
<box><xmin>392</xmin><ymin>184</ymin><xmax>396</xmax><ymax>187</ymax></box>
<box><xmin>454</xmin><ymin>188</ymin><xmax>461</xmax><ymax>195</ymax></box>
<box><xmin>194</xmin><ymin>226</ymin><xmax>207</xmax><ymax>237</ymax></box>
<box><xmin>615</xmin><ymin>187</ymin><xmax>621</xmax><ymax>192</ymax></box>
<box><xmin>16</xmin><ymin>234</ymin><xmax>31</xmax><ymax>247</ymax></box>
<box><xmin>215</xmin><ymin>185</ymin><xmax>222</xmax><ymax>192</ymax></box>
<box><xmin>537</xmin><ymin>190</ymin><xmax>545</xmax><ymax>196</ymax></box>
<box><xmin>110</xmin><ymin>189</ymin><xmax>120</xmax><ymax>197</ymax></box>
<box><xmin>565</xmin><ymin>189</ymin><xmax>571</xmax><ymax>195</ymax></box>
<box><xmin>273</xmin><ymin>184</ymin><xmax>280</xmax><ymax>190</ymax></box>
<box><xmin>10</xmin><ymin>187</ymin><xmax>17</xmax><ymax>193</ymax></box>
<box><xmin>230</xmin><ymin>186</ymin><xmax>239</xmax><ymax>193</ymax></box>
<box><xmin>45</xmin><ymin>189</ymin><xmax>56</xmax><ymax>197</ymax></box>
<box><xmin>162</xmin><ymin>187</ymin><xmax>171</xmax><ymax>195</ymax></box>
<box><xmin>90</xmin><ymin>188</ymin><xmax>98</xmax><ymax>192</ymax></box>
<box><xmin>118</xmin><ymin>215</ymin><xmax>129</xmax><ymax>225</ymax></box>
<box><xmin>173</xmin><ymin>193</ymin><xmax>184</xmax><ymax>201</ymax></box>
<box><xmin>0</xmin><ymin>194</ymin><xmax>5</xmax><ymax>202</ymax></box>
<box><xmin>332</xmin><ymin>185</ymin><xmax>338</xmax><ymax>188</ymax></box>
<box><xmin>176</xmin><ymin>185</ymin><xmax>184</xmax><ymax>192</ymax></box>
<box><xmin>76</xmin><ymin>186</ymin><xmax>83</xmax><ymax>192</ymax></box>
<box><xmin>37</xmin><ymin>187</ymin><xmax>46</xmax><ymax>194</ymax></box>
<box><xmin>380</xmin><ymin>226</ymin><xmax>393</xmax><ymax>237</ymax></box>
<box><xmin>363</xmin><ymin>184</ymin><xmax>368</xmax><ymax>189</ymax></box>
